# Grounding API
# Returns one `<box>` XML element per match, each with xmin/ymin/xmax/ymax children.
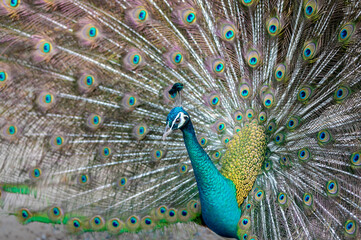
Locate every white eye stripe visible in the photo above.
<box><xmin>171</xmin><ymin>112</ymin><xmax>187</xmax><ymax>129</ymax></box>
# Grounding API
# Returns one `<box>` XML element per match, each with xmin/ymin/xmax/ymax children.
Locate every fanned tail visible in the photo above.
<box><xmin>0</xmin><ymin>0</ymin><xmax>361</xmax><ymax>239</ymax></box>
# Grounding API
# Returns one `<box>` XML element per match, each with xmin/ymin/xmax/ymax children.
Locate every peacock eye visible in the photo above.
<box><xmin>175</xmin><ymin>118</ymin><xmax>180</xmax><ymax>124</ymax></box>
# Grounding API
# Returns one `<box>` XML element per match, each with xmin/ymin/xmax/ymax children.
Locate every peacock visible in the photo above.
<box><xmin>0</xmin><ymin>0</ymin><xmax>360</xmax><ymax>239</ymax></box>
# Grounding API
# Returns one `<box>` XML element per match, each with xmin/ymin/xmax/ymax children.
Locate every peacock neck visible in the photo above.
<box><xmin>180</xmin><ymin>119</ymin><xmax>241</xmax><ymax>239</ymax></box>
<box><xmin>181</xmin><ymin>120</ymin><xmax>223</xmax><ymax>188</ymax></box>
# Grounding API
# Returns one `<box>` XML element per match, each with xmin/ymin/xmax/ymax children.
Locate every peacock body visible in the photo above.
<box><xmin>0</xmin><ymin>0</ymin><xmax>360</xmax><ymax>239</ymax></box>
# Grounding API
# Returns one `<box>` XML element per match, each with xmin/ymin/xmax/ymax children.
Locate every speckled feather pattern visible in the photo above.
<box><xmin>221</xmin><ymin>121</ymin><xmax>266</xmax><ymax>206</ymax></box>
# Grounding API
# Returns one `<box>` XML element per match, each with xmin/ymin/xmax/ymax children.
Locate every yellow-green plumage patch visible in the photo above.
<box><xmin>220</xmin><ymin>121</ymin><xmax>266</xmax><ymax>206</ymax></box>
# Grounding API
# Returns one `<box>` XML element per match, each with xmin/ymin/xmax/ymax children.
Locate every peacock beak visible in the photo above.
<box><xmin>162</xmin><ymin>124</ymin><xmax>173</xmax><ymax>140</ymax></box>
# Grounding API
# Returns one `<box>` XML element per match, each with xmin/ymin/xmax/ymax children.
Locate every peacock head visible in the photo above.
<box><xmin>163</xmin><ymin>107</ymin><xmax>190</xmax><ymax>140</ymax></box>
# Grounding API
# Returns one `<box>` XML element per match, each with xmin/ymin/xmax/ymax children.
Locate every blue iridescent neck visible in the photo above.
<box><xmin>181</xmin><ymin>119</ymin><xmax>222</xmax><ymax>188</ymax></box>
<box><xmin>180</xmin><ymin>119</ymin><xmax>242</xmax><ymax>239</ymax></box>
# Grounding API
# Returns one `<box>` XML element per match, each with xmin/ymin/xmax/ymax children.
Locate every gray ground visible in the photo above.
<box><xmin>0</xmin><ymin>215</ymin><xmax>235</xmax><ymax>240</ymax></box>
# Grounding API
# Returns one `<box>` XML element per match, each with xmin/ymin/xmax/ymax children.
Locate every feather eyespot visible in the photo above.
<box><xmin>118</xmin><ymin>177</ymin><xmax>127</xmax><ymax>187</ymax></box>
<box><xmin>86</xmin><ymin>113</ymin><xmax>103</xmax><ymax>130</ymax></box>
<box><xmin>0</xmin><ymin>70</ymin><xmax>8</xmax><ymax>83</ymax></box>
<box><xmin>266</xmin><ymin>17</ymin><xmax>281</xmax><ymax>36</ymax></box>
<box><xmin>297</xmin><ymin>86</ymin><xmax>313</xmax><ymax>102</ymax></box>
<box><xmin>198</xmin><ymin>135</ymin><xmax>208</xmax><ymax>147</ymax></box>
<box><xmin>234</xmin><ymin>111</ymin><xmax>244</xmax><ymax>123</ymax></box>
<box><xmin>280</xmin><ymin>155</ymin><xmax>292</xmax><ymax>168</ymax></box>
<box><xmin>169</xmin><ymin>210</ymin><xmax>175</xmax><ymax>216</ymax></box>
<box><xmin>344</xmin><ymin>220</ymin><xmax>356</xmax><ymax>235</ymax></box>
<box><xmin>123</xmin><ymin>50</ymin><xmax>144</xmax><ymax>70</ymax></box>
<box><xmin>177</xmin><ymin>209</ymin><xmax>190</xmax><ymax>222</ymax></box>
<box><xmin>6</xmin><ymin>125</ymin><xmax>16</xmax><ymax>135</ymax></box>
<box><xmin>1</xmin><ymin>123</ymin><xmax>20</xmax><ymax>141</ymax></box>
<box><xmin>304</xmin><ymin>0</ymin><xmax>318</xmax><ymax>19</ymax></box>
<box><xmin>241</xmin><ymin>0</ymin><xmax>258</xmax><ymax>7</ymax></box>
<box><xmin>171</xmin><ymin>52</ymin><xmax>183</xmax><ymax>65</ymax></box>
<box><xmin>34</xmin><ymin>39</ymin><xmax>56</xmax><ymax>61</ymax></box>
<box><xmin>274</xmin><ymin>63</ymin><xmax>287</xmax><ymax>81</ymax></box>
<box><xmin>246</xmin><ymin>109</ymin><xmax>255</xmax><ymax>121</ymax></box>
<box><xmin>181</xmin><ymin>210</ymin><xmax>188</xmax><ymax>216</ymax></box>
<box><xmin>77</xmin><ymin>22</ymin><xmax>102</xmax><ymax>44</ymax></box>
<box><xmin>245</xmin><ymin>203</ymin><xmax>253</xmax><ymax>211</ymax></box>
<box><xmin>179</xmin><ymin>164</ymin><xmax>188</xmax><ymax>174</ymax></box>
<box><xmin>263</xmin><ymin>160</ymin><xmax>272</xmax><ymax>171</ymax></box>
<box><xmin>47</xmin><ymin>206</ymin><xmax>63</xmax><ymax>221</ymax></box>
<box><xmin>206</xmin><ymin>93</ymin><xmax>221</xmax><ymax>108</ymax></box>
<box><xmin>213</xmin><ymin>120</ymin><xmax>226</xmax><ymax>133</ymax></box>
<box><xmin>265</xmin><ymin>148</ymin><xmax>271</xmax><ymax>159</ymax></box>
<box><xmin>98</xmin><ymin>146</ymin><xmax>111</xmax><ymax>160</ymax></box>
<box><xmin>18</xmin><ymin>208</ymin><xmax>32</xmax><ymax>223</ymax></box>
<box><xmin>212</xmin><ymin>59</ymin><xmax>225</xmax><ymax>74</ymax></box>
<box><xmin>212</xmin><ymin>150</ymin><xmax>222</xmax><ymax>161</ymax></box>
<box><xmin>338</xmin><ymin>23</ymin><xmax>355</xmax><ymax>43</ymax></box>
<box><xmin>334</xmin><ymin>86</ymin><xmax>351</xmax><ymax>102</ymax></box>
<box><xmin>286</xmin><ymin>116</ymin><xmax>301</xmax><ymax>130</ymax></box>
<box><xmin>133</xmin><ymin>7</ymin><xmax>148</xmax><ymax>23</ymax></box>
<box><xmin>78</xmin><ymin>74</ymin><xmax>98</xmax><ymax>93</ymax></box>
<box><xmin>220</xmin><ymin>23</ymin><xmax>237</xmax><ymax>41</ymax></box>
<box><xmin>266</xmin><ymin>120</ymin><xmax>277</xmax><ymax>133</ymax></box>
<box><xmin>258</xmin><ymin>112</ymin><xmax>267</xmax><ymax>123</ymax></box>
<box><xmin>317</xmin><ymin>129</ymin><xmax>332</xmax><ymax>146</ymax></box>
<box><xmin>238</xmin><ymin>215</ymin><xmax>251</xmax><ymax>230</ymax></box>
<box><xmin>247</xmin><ymin>50</ymin><xmax>261</xmax><ymax>68</ymax></box>
<box><xmin>187</xmin><ymin>200</ymin><xmax>201</xmax><ymax>214</ymax></box>
<box><xmin>239</xmin><ymin>83</ymin><xmax>252</xmax><ymax>99</ymax></box>
<box><xmin>140</xmin><ymin>216</ymin><xmax>155</xmax><ymax>228</ymax></box>
<box><xmin>29</xmin><ymin>167</ymin><xmax>42</xmax><ymax>179</ymax></box>
<box><xmin>298</xmin><ymin>148</ymin><xmax>311</xmax><ymax>162</ymax></box>
<box><xmin>38</xmin><ymin>40</ymin><xmax>52</xmax><ymax>54</ymax></box>
<box><xmin>303</xmin><ymin>193</ymin><xmax>313</xmax><ymax>206</ymax></box>
<box><xmin>302</xmin><ymin>41</ymin><xmax>317</xmax><ymax>60</ymax></box>
<box><xmin>107</xmin><ymin>218</ymin><xmax>123</xmax><ymax>234</ymax></box>
<box><xmin>81</xmin><ymin>24</ymin><xmax>99</xmax><ymax>40</ymax></box>
<box><xmin>129</xmin><ymin>97</ymin><xmax>136</xmax><ymax>105</ymax></box>
<box><xmin>166</xmin><ymin>208</ymin><xmax>178</xmax><ymax>222</ymax></box>
<box><xmin>156</xmin><ymin>205</ymin><xmax>168</xmax><ymax>219</ymax></box>
<box><xmin>326</xmin><ymin>180</ymin><xmax>338</xmax><ymax>196</ymax></box>
<box><xmin>5</xmin><ymin>0</ymin><xmax>20</xmax><ymax>8</ymax></box>
<box><xmin>67</xmin><ymin>218</ymin><xmax>82</xmax><ymax>233</ymax></box>
<box><xmin>132</xmin><ymin>54</ymin><xmax>141</xmax><ymax>65</ymax></box>
<box><xmin>234</xmin><ymin>126</ymin><xmax>241</xmax><ymax>133</ymax></box>
<box><xmin>182</xmin><ymin>9</ymin><xmax>197</xmax><ymax>25</ymax></box>
<box><xmin>350</xmin><ymin>151</ymin><xmax>361</xmax><ymax>167</ymax></box>
<box><xmin>88</xmin><ymin>27</ymin><xmax>97</xmax><ymax>38</ymax></box>
<box><xmin>254</xmin><ymin>189</ymin><xmax>264</xmax><ymax>201</ymax></box>
<box><xmin>50</xmin><ymin>135</ymin><xmax>66</xmax><ymax>150</ymax></box>
<box><xmin>78</xmin><ymin>174</ymin><xmax>89</xmax><ymax>184</ymax></box>
<box><xmin>122</xmin><ymin>93</ymin><xmax>139</xmax><ymax>111</ymax></box>
<box><xmin>277</xmin><ymin>192</ymin><xmax>288</xmax><ymax>205</ymax></box>
<box><xmin>262</xmin><ymin>92</ymin><xmax>275</xmax><ymax>108</ymax></box>
<box><xmin>138</xmin><ymin>10</ymin><xmax>147</xmax><ymax>21</ymax></box>
<box><xmin>90</xmin><ymin>216</ymin><xmax>105</xmax><ymax>230</ymax></box>
<box><xmin>36</xmin><ymin>91</ymin><xmax>56</xmax><ymax>111</ymax></box>
<box><xmin>151</xmin><ymin>149</ymin><xmax>164</xmax><ymax>161</ymax></box>
<box><xmin>222</xmin><ymin>136</ymin><xmax>231</xmax><ymax>146</ymax></box>
<box><xmin>210</xmin><ymin>95</ymin><xmax>219</xmax><ymax>105</ymax></box>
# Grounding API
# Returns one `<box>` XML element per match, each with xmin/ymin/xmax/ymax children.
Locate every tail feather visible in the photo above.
<box><xmin>0</xmin><ymin>0</ymin><xmax>361</xmax><ymax>239</ymax></box>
